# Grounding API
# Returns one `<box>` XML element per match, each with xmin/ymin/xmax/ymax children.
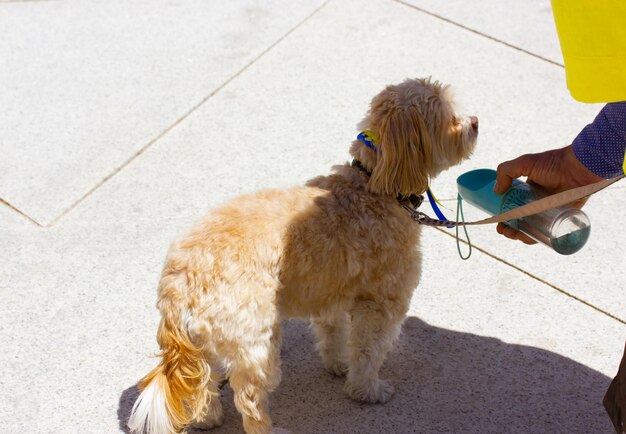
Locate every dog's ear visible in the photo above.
<box><xmin>369</xmin><ymin>106</ymin><xmax>432</xmax><ymax>196</ymax></box>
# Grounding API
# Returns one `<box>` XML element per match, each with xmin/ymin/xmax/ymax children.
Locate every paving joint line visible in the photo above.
<box><xmin>0</xmin><ymin>0</ymin><xmax>52</xmax><ymax>3</ymax></box>
<box><xmin>423</xmin><ymin>197</ymin><xmax>623</xmax><ymax>323</ymax></box>
<box><xmin>392</xmin><ymin>0</ymin><xmax>564</xmax><ymax>68</ymax></box>
<box><xmin>433</xmin><ymin>226</ymin><xmax>626</xmax><ymax>325</ymax></box>
<box><xmin>45</xmin><ymin>0</ymin><xmax>332</xmax><ymax>227</ymax></box>
<box><xmin>0</xmin><ymin>198</ymin><xmax>43</xmax><ymax>226</ymax></box>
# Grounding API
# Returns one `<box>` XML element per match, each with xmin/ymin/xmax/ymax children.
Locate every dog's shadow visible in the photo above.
<box><xmin>119</xmin><ymin>317</ymin><xmax>613</xmax><ymax>433</ymax></box>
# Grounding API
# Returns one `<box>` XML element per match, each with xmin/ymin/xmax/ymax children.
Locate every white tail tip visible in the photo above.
<box><xmin>128</xmin><ymin>376</ymin><xmax>174</xmax><ymax>434</ymax></box>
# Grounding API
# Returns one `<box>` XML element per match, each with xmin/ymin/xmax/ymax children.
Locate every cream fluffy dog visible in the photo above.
<box><xmin>129</xmin><ymin>78</ymin><xmax>478</xmax><ymax>434</ymax></box>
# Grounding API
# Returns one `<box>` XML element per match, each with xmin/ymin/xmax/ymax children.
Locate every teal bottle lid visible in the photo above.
<box><xmin>457</xmin><ymin>169</ymin><xmax>522</xmax><ymax>216</ymax></box>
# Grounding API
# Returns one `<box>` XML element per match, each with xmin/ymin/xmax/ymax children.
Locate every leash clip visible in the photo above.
<box><xmin>398</xmin><ymin>194</ymin><xmax>424</xmax><ymax>214</ymax></box>
<box><xmin>406</xmin><ymin>209</ymin><xmax>428</xmax><ymax>223</ymax></box>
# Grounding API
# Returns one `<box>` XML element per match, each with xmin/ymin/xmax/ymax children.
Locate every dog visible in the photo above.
<box><xmin>128</xmin><ymin>77</ymin><xmax>478</xmax><ymax>434</ymax></box>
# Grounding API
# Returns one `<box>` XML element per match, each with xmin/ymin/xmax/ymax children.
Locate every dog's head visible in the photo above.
<box><xmin>352</xmin><ymin>77</ymin><xmax>478</xmax><ymax>196</ymax></box>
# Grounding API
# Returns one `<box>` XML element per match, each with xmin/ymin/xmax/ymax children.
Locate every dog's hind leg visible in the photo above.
<box><xmin>188</xmin><ymin>364</ymin><xmax>224</xmax><ymax>430</ymax></box>
<box><xmin>311</xmin><ymin>311</ymin><xmax>350</xmax><ymax>376</ymax></box>
<box><xmin>344</xmin><ymin>299</ymin><xmax>405</xmax><ymax>404</ymax></box>
<box><xmin>229</xmin><ymin>322</ymin><xmax>282</xmax><ymax>434</ymax></box>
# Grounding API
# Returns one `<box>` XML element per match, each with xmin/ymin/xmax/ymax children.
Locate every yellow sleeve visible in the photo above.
<box><xmin>551</xmin><ymin>0</ymin><xmax>626</xmax><ymax>103</ymax></box>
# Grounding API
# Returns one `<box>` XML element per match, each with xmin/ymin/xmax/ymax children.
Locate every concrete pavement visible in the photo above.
<box><xmin>1</xmin><ymin>0</ymin><xmax>623</xmax><ymax>433</ymax></box>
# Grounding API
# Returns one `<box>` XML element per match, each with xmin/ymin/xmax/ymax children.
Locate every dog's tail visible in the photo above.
<box><xmin>128</xmin><ymin>273</ymin><xmax>212</xmax><ymax>434</ymax></box>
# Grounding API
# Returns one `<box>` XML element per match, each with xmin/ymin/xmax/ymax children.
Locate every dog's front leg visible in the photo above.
<box><xmin>311</xmin><ymin>312</ymin><xmax>350</xmax><ymax>376</ymax></box>
<box><xmin>344</xmin><ymin>299</ymin><xmax>404</xmax><ymax>404</ymax></box>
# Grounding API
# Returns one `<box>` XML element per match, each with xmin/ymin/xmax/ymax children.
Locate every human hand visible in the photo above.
<box><xmin>493</xmin><ymin>145</ymin><xmax>603</xmax><ymax>244</ymax></box>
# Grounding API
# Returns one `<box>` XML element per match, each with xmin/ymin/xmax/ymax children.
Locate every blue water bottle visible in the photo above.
<box><xmin>457</xmin><ymin>169</ymin><xmax>591</xmax><ymax>255</ymax></box>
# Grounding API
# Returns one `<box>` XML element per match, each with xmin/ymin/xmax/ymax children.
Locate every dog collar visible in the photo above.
<box><xmin>351</xmin><ymin>158</ymin><xmax>373</xmax><ymax>177</ymax></box>
<box><xmin>357</xmin><ymin>130</ymin><xmax>380</xmax><ymax>152</ymax></box>
<box><xmin>350</xmin><ymin>158</ymin><xmax>451</xmax><ymax>223</ymax></box>
<box><xmin>354</xmin><ymin>130</ymin><xmax>451</xmax><ymax>224</ymax></box>
<box><xmin>351</xmin><ymin>159</ymin><xmax>424</xmax><ymax>211</ymax></box>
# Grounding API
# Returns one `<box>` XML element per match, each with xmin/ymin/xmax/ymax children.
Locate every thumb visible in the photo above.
<box><xmin>494</xmin><ymin>154</ymin><xmax>535</xmax><ymax>194</ymax></box>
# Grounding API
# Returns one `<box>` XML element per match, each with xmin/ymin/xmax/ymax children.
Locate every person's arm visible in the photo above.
<box><xmin>572</xmin><ymin>102</ymin><xmax>626</xmax><ymax>179</ymax></box>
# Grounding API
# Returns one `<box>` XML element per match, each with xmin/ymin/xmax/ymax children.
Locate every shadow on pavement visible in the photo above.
<box><xmin>118</xmin><ymin>385</ymin><xmax>140</xmax><ymax>434</ymax></box>
<box><xmin>119</xmin><ymin>317</ymin><xmax>612</xmax><ymax>433</ymax></box>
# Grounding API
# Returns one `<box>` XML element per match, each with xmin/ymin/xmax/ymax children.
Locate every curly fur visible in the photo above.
<box><xmin>129</xmin><ymin>77</ymin><xmax>478</xmax><ymax>434</ymax></box>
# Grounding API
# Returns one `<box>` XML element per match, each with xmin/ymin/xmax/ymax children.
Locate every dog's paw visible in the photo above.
<box><xmin>188</xmin><ymin>420</ymin><xmax>223</xmax><ymax>432</ymax></box>
<box><xmin>188</xmin><ymin>407</ymin><xmax>224</xmax><ymax>431</ymax></box>
<box><xmin>345</xmin><ymin>379</ymin><xmax>395</xmax><ymax>404</ymax></box>
<box><xmin>188</xmin><ymin>416</ymin><xmax>224</xmax><ymax>431</ymax></box>
<box><xmin>323</xmin><ymin>359</ymin><xmax>348</xmax><ymax>377</ymax></box>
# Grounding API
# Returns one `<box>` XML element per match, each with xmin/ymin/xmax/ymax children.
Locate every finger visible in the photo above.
<box><xmin>494</xmin><ymin>154</ymin><xmax>536</xmax><ymax>194</ymax></box>
<box><xmin>570</xmin><ymin>196</ymin><xmax>589</xmax><ymax>209</ymax></box>
<box><xmin>496</xmin><ymin>223</ymin><xmax>520</xmax><ymax>240</ymax></box>
<box><xmin>515</xmin><ymin>232</ymin><xmax>538</xmax><ymax>245</ymax></box>
<box><xmin>496</xmin><ymin>222</ymin><xmax>507</xmax><ymax>235</ymax></box>
<box><xmin>496</xmin><ymin>223</ymin><xmax>537</xmax><ymax>245</ymax></box>
<box><xmin>496</xmin><ymin>222</ymin><xmax>519</xmax><ymax>240</ymax></box>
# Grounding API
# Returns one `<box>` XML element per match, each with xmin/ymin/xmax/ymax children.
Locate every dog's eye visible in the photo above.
<box><xmin>450</xmin><ymin>116</ymin><xmax>463</xmax><ymax>134</ymax></box>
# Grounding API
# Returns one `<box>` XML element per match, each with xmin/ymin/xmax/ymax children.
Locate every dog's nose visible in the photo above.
<box><xmin>470</xmin><ymin>116</ymin><xmax>479</xmax><ymax>130</ymax></box>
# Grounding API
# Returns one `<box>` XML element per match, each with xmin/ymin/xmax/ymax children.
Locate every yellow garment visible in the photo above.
<box><xmin>551</xmin><ymin>0</ymin><xmax>626</xmax><ymax>103</ymax></box>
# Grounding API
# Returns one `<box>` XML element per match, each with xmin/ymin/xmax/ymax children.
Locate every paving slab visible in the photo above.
<box><xmin>23</xmin><ymin>0</ymin><xmax>601</xmax><ymax>225</ymax></box>
<box><xmin>441</xmin><ymin>187</ymin><xmax>626</xmax><ymax>323</ymax></box>
<box><xmin>0</xmin><ymin>0</ymin><xmax>326</xmax><ymax>226</ymax></box>
<box><xmin>1</xmin><ymin>0</ymin><xmax>624</xmax><ymax>433</ymax></box>
<box><xmin>191</xmin><ymin>232</ymin><xmax>623</xmax><ymax>433</ymax></box>
<box><xmin>1</xmin><ymin>219</ymin><xmax>621</xmax><ymax>433</ymax></box>
<box><xmin>396</xmin><ymin>0</ymin><xmax>619</xmax><ymax>324</ymax></box>
<box><xmin>401</xmin><ymin>0</ymin><xmax>563</xmax><ymax>64</ymax></box>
